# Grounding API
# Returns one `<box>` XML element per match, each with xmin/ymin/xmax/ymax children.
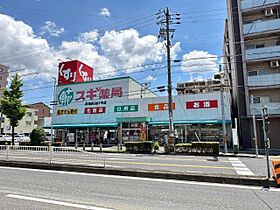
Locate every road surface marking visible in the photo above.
<box><xmin>229</xmin><ymin>158</ymin><xmax>254</xmax><ymax>176</ymax></box>
<box><xmin>2</xmin><ymin>166</ymin><xmax>279</xmax><ymax>192</ymax></box>
<box><xmin>105</xmin><ymin>160</ymin><xmax>233</xmax><ymax>169</ymax></box>
<box><xmin>6</xmin><ymin>194</ymin><xmax>113</xmax><ymax>210</ymax></box>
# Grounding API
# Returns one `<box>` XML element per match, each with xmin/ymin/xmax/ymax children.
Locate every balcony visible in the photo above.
<box><xmin>248</xmin><ymin>73</ymin><xmax>280</xmax><ymax>87</ymax></box>
<box><xmin>241</xmin><ymin>0</ymin><xmax>279</xmax><ymax>10</ymax></box>
<box><xmin>250</xmin><ymin>98</ymin><xmax>280</xmax><ymax>115</ymax></box>
<box><xmin>243</xmin><ymin>18</ymin><xmax>280</xmax><ymax>34</ymax></box>
<box><xmin>245</xmin><ymin>45</ymin><xmax>280</xmax><ymax>61</ymax></box>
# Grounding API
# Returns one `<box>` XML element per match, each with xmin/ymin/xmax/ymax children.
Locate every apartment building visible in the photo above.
<box><xmin>2</xmin><ymin>107</ymin><xmax>38</xmax><ymax>135</ymax></box>
<box><xmin>0</xmin><ymin>64</ymin><xmax>9</xmax><ymax>97</ymax></box>
<box><xmin>224</xmin><ymin>0</ymin><xmax>280</xmax><ymax>149</ymax></box>
<box><xmin>176</xmin><ymin>79</ymin><xmax>221</xmax><ymax>95</ymax></box>
<box><xmin>26</xmin><ymin>102</ymin><xmax>51</xmax><ymax>127</ymax></box>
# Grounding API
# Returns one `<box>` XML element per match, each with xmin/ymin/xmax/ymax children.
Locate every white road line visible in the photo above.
<box><xmin>2</xmin><ymin>166</ymin><xmax>280</xmax><ymax>192</ymax></box>
<box><xmin>229</xmin><ymin>158</ymin><xmax>254</xmax><ymax>176</ymax></box>
<box><xmin>6</xmin><ymin>194</ymin><xmax>113</xmax><ymax>210</ymax></box>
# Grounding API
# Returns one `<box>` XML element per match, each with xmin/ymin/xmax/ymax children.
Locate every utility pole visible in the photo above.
<box><xmin>157</xmin><ymin>7</ymin><xmax>180</xmax><ymax>149</ymax></box>
<box><xmin>50</xmin><ymin>77</ymin><xmax>57</xmax><ymax>146</ymax></box>
<box><xmin>220</xmin><ymin>73</ymin><xmax>228</xmax><ymax>153</ymax></box>
<box><xmin>250</xmin><ymin>95</ymin><xmax>258</xmax><ymax>157</ymax></box>
<box><xmin>262</xmin><ymin>106</ymin><xmax>270</xmax><ymax>179</ymax></box>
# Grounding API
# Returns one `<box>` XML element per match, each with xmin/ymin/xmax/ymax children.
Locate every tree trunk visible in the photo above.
<box><xmin>12</xmin><ymin>126</ymin><xmax>15</xmax><ymax>146</ymax></box>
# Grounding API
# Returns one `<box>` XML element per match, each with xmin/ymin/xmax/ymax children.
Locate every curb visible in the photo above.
<box><xmin>0</xmin><ymin>160</ymin><xmax>277</xmax><ymax>187</ymax></box>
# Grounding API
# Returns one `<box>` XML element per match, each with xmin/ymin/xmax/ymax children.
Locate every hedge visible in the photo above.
<box><xmin>125</xmin><ymin>141</ymin><xmax>154</xmax><ymax>153</ymax></box>
<box><xmin>175</xmin><ymin>142</ymin><xmax>219</xmax><ymax>155</ymax></box>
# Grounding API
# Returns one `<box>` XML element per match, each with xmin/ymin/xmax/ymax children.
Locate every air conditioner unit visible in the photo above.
<box><xmin>270</xmin><ymin>60</ymin><xmax>280</xmax><ymax>68</ymax></box>
<box><xmin>265</xmin><ymin>9</ymin><xmax>274</xmax><ymax>16</ymax></box>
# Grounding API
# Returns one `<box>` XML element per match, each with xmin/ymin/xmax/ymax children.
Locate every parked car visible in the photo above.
<box><xmin>45</xmin><ymin>133</ymin><xmax>54</xmax><ymax>142</ymax></box>
<box><xmin>15</xmin><ymin>134</ymin><xmax>30</xmax><ymax>143</ymax></box>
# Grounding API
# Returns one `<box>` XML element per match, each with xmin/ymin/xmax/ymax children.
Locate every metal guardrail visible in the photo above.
<box><xmin>0</xmin><ymin>145</ymin><xmax>105</xmax><ymax>168</ymax></box>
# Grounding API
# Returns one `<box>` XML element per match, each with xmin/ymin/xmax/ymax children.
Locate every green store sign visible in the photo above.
<box><xmin>114</xmin><ymin>105</ymin><xmax>138</xmax><ymax>112</ymax></box>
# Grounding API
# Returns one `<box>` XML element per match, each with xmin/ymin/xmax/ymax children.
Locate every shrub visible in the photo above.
<box><xmin>175</xmin><ymin>142</ymin><xmax>219</xmax><ymax>155</ymax></box>
<box><xmin>30</xmin><ymin>127</ymin><xmax>46</xmax><ymax>146</ymax></box>
<box><xmin>175</xmin><ymin>143</ymin><xmax>192</xmax><ymax>153</ymax></box>
<box><xmin>125</xmin><ymin>141</ymin><xmax>154</xmax><ymax>153</ymax></box>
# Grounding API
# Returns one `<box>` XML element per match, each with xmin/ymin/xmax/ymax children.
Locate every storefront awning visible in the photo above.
<box><xmin>116</xmin><ymin>117</ymin><xmax>151</xmax><ymax>123</ymax></box>
<box><xmin>44</xmin><ymin>123</ymin><xmax>119</xmax><ymax>129</ymax></box>
<box><xmin>149</xmin><ymin>120</ymin><xmax>232</xmax><ymax>125</ymax></box>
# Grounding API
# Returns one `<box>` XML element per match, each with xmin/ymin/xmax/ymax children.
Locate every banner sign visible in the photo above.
<box><xmin>148</xmin><ymin>103</ymin><xmax>175</xmax><ymax>111</ymax></box>
<box><xmin>186</xmin><ymin>100</ymin><xmax>218</xmax><ymax>109</ymax></box>
<box><xmin>58</xmin><ymin>60</ymin><xmax>94</xmax><ymax>85</ymax></box>
<box><xmin>84</xmin><ymin>107</ymin><xmax>106</xmax><ymax>114</ymax></box>
<box><xmin>57</xmin><ymin>108</ymin><xmax>78</xmax><ymax>115</ymax></box>
<box><xmin>114</xmin><ymin>105</ymin><xmax>138</xmax><ymax>112</ymax></box>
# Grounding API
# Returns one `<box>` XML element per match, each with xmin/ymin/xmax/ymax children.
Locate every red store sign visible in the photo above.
<box><xmin>84</xmin><ymin>107</ymin><xmax>106</xmax><ymax>114</ymax></box>
<box><xmin>58</xmin><ymin>60</ymin><xmax>94</xmax><ymax>85</ymax></box>
<box><xmin>186</xmin><ymin>100</ymin><xmax>218</xmax><ymax>109</ymax></box>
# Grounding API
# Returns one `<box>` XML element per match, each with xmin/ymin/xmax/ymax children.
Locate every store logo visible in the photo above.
<box><xmin>58</xmin><ymin>88</ymin><xmax>74</xmax><ymax>106</ymax></box>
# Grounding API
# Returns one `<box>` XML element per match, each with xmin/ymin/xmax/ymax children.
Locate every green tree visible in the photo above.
<box><xmin>30</xmin><ymin>127</ymin><xmax>46</xmax><ymax>146</ymax></box>
<box><xmin>0</xmin><ymin>73</ymin><xmax>26</xmax><ymax>145</ymax></box>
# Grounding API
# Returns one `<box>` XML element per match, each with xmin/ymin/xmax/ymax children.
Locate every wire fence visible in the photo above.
<box><xmin>0</xmin><ymin>145</ymin><xmax>105</xmax><ymax>168</ymax></box>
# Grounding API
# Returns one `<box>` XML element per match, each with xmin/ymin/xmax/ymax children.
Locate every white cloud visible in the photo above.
<box><xmin>99</xmin><ymin>8</ymin><xmax>111</xmax><ymax>18</ymax></box>
<box><xmin>0</xmin><ymin>14</ymin><xmax>172</xmax><ymax>82</ymax></box>
<box><xmin>145</xmin><ymin>75</ymin><xmax>157</xmax><ymax>82</ymax></box>
<box><xmin>41</xmin><ymin>21</ymin><xmax>64</xmax><ymax>37</ymax></box>
<box><xmin>170</xmin><ymin>42</ymin><xmax>181</xmax><ymax>60</ymax></box>
<box><xmin>181</xmin><ymin>50</ymin><xmax>219</xmax><ymax>74</ymax></box>
<box><xmin>79</xmin><ymin>30</ymin><xmax>99</xmax><ymax>43</ymax></box>
<box><xmin>100</xmin><ymin>29</ymin><xmax>164</xmax><ymax>73</ymax></box>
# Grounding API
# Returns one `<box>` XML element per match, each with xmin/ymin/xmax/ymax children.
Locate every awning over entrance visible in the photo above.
<box><xmin>116</xmin><ymin>117</ymin><xmax>151</xmax><ymax>123</ymax></box>
<box><xmin>44</xmin><ymin>123</ymin><xmax>119</xmax><ymax>129</ymax></box>
<box><xmin>149</xmin><ymin>120</ymin><xmax>232</xmax><ymax>125</ymax></box>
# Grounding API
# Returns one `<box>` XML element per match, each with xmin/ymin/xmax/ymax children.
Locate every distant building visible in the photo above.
<box><xmin>26</xmin><ymin>102</ymin><xmax>51</xmax><ymax>127</ymax></box>
<box><xmin>0</xmin><ymin>64</ymin><xmax>9</xmax><ymax>97</ymax></box>
<box><xmin>2</xmin><ymin>107</ymin><xmax>38</xmax><ymax>135</ymax></box>
<box><xmin>176</xmin><ymin>79</ymin><xmax>221</xmax><ymax>95</ymax></box>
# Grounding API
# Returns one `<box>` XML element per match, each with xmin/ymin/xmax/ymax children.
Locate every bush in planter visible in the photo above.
<box><xmin>124</xmin><ymin>141</ymin><xmax>154</xmax><ymax>153</ymax></box>
<box><xmin>30</xmin><ymin>127</ymin><xmax>46</xmax><ymax>146</ymax></box>
<box><xmin>191</xmin><ymin>142</ymin><xmax>219</xmax><ymax>155</ymax></box>
<box><xmin>175</xmin><ymin>143</ymin><xmax>191</xmax><ymax>153</ymax></box>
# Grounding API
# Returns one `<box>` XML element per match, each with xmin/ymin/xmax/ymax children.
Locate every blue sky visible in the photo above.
<box><xmin>0</xmin><ymin>0</ymin><xmax>226</xmax><ymax>106</ymax></box>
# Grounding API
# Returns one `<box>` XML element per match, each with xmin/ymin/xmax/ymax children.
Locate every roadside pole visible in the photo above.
<box><xmin>220</xmin><ymin>76</ymin><xmax>228</xmax><ymax>153</ymax></box>
<box><xmin>250</xmin><ymin>95</ymin><xmax>258</xmax><ymax>157</ymax></box>
<box><xmin>262</xmin><ymin>106</ymin><xmax>270</xmax><ymax>179</ymax></box>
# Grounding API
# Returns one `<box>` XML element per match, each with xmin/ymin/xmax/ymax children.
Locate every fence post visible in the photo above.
<box><xmin>49</xmin><ymin>146</ymin><xmax>53</xmax><ymax>164</ymax></box>
<box><xmin>6</xmin><ymin>145</ymin><xmax>9</xmax><ymax>162</ymax></box>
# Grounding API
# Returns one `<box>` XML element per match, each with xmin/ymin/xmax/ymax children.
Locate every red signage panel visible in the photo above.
<box><xmin>186</xmin><ymin>100</ymin><xmax>218</xmax><ymax>109</ymax></box>
<box><xmin>84</xmin><ymin>107</ymin><xmax>106</xmax><ymax>114</ymax></box>
<box><xmin>58</xmin><ymin>60</ymin><xmax>94</xmax><ymax>85</ymax></box>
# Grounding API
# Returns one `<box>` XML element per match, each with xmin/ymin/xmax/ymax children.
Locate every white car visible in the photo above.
<box><xmin>15</xmin><ymin>134</ymin><xmax>30</xmax><ymax>143</ymax></box>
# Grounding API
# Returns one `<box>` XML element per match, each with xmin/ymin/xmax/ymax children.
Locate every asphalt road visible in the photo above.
<box><xmin>104</xmin><ymin>153</ymin><xmax>271</xmax><ymax>177</ymax></box>
<box><xmin>0</xmin><ymin>166</ymin><xmax>280</xmax><ymax>210</ymax></box>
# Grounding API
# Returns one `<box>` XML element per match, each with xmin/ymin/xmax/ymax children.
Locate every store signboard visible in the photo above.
<box><xmin>84</xmin><ymin>107</ymin><xmax>106</xmax><ymax>114</ymax></box>
<box><xmin>148</xmin><ymin>103</ymin><xmax>175</xmax><ymax>111</ymax></box>
<box><xmin>57</xmin><ymin>108</ymin><xmax>78</xmax><ymax>115</ymax></box>
<box><xmin>114</xmin><ymin>105</ymin><xmax>138</xmax><ymax>112</ymax></box>
<box><xmin>186</xmin><ymin>100</ymin><xmax>218</xmax><ymax>109</ymax></box>
<box><xmin>58</xmin><ymin>60</ymin><xmax>94</xmax><ymax>85</ymax></box>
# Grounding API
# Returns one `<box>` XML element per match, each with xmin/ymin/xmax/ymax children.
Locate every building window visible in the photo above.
<box><xmin>26</xmin><ymin>121</ymin><xmax>32</xmax><ymax>126</ymax></box>
<box><xmin>253</xmin><ymin>97</ymin><xmax>261</xmax><ymax>104</ymax></box>
<box><xmin>0</xmin><ymin>68</ymin><xmax>2</xmax><ymax>73</ymax></box>
<box><xmin>258</xmin><ymin>69</ymin><xmax>268</xmax><ymax>75</ymax></box>
<box><xmin>255</xmin><ymin>44</ymin><xmax>265</xmax><ymax>48</ymax></box>
<box><xmin>27</xmin><ymin>112</ymin><xmax>32</xmax><ymax>117</ymax></box>
<box><xmin>248</xmin><ymin>71</ymin><xmax>258</xmax><ymax>76</ymax></box>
